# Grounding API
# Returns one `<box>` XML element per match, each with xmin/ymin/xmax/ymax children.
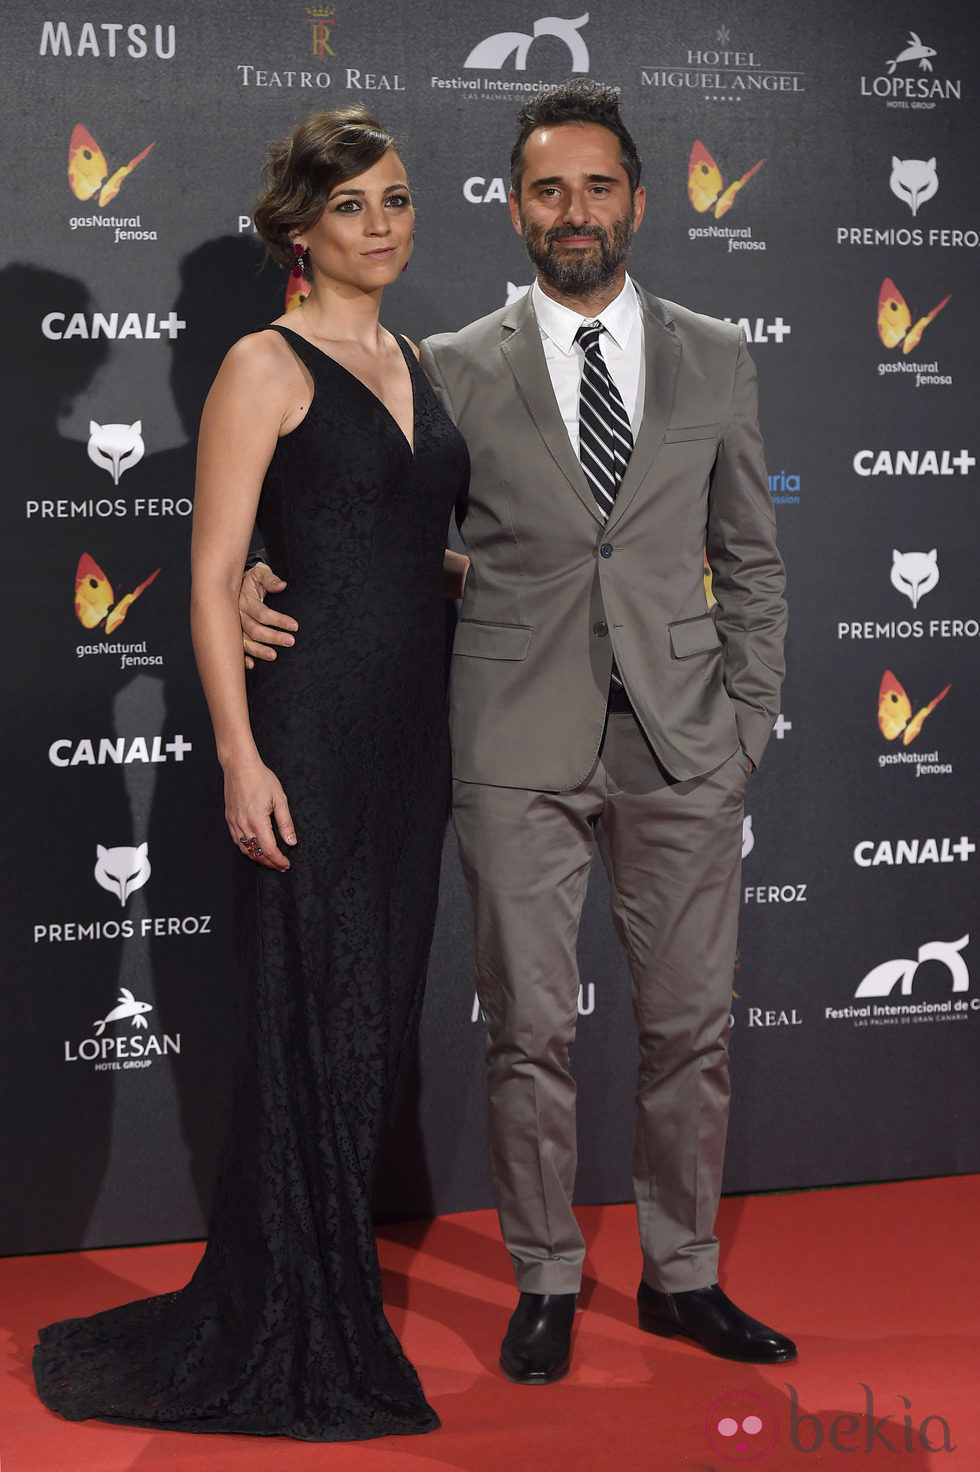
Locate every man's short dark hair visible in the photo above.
<box><xmin>509</xmin><ymin>80</ymin><xmax>642</xmax><ymax>197</ymax></box>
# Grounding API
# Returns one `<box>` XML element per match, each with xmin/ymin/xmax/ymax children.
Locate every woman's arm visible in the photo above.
<box><xmin>190</xmin><ymin>334</ymin><xmax>303</xmax><ymax>870</ymax></box>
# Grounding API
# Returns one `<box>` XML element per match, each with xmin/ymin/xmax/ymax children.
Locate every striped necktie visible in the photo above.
<box><xmin>575</xmin><ymin>319</ymin><xmax>633</xmax><ymax>518</ymax></box>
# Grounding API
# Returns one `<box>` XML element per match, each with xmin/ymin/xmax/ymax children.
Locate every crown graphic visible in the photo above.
<box><xmin>307</xmin><ymin>4</ymin><xmax>336</xmax><ymax>16</ymax></box>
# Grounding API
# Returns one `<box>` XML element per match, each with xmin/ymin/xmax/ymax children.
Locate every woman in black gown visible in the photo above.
<box><xmin>33</xmin><ymin>107</ymin><xmax>469</xmax><ymax>1441</ymax></box>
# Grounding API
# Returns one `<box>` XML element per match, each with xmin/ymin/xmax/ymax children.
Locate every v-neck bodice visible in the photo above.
<box><xmin>270</xmin><ymin>323</ymin><xmax>418</xmax><ymax>456</ymax></box>
<box><xmin>249</xmin><ymin>321</ymin><xmax>468</xmax><ymax>651</ymax></box>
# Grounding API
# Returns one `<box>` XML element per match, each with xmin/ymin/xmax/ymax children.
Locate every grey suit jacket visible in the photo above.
<box><xmin>421</xmin><ymin>285</ymin><xmax>787</xmax><ymax>791</ymax></box>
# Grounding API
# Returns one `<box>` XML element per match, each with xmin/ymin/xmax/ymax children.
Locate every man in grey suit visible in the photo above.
<box><xmin>242</xmin><ymin>82</ymin><xmax>793</xmax><ymax>1382</ymax></box>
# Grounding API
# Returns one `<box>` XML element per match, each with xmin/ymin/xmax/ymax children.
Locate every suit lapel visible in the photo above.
<box><xmin>605</xmin><ymin>289</ymin><xmax>682</xmax><ymax>530</ymax></box>
<box><xmin>500</xmin><ymin>293</ymin><xmax>604</xmax><ymax>526</ymax></box>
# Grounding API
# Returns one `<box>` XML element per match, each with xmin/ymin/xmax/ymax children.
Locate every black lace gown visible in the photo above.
<box><xmin>33</xmin><ymin>327</ymin><xmax>469</xmax><ymax>1441</ymax></box>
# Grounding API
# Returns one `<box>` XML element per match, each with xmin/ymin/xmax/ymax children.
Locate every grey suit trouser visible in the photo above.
<box><xmin>452</xmin><ymin>713</ymin><xmax>750</xmax><ymax>1295</ymax></box>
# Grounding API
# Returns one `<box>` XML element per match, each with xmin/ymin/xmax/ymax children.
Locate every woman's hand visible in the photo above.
<box><xmin>443</xmin><ymin>549</ymin><xmax>469</xmax><ymax>600</ymax></box>
<box><xmin>240</xmin><ymin>563</ymin><xmax>299</xmax><ymax>669</ymax></box>
<box><xmin>223</xmin><ymin>758</ymin><xmax>297</xmax><ymax>871</ymax></box>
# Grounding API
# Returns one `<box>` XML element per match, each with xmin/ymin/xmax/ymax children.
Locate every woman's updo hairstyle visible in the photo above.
<box><xmin>253</xmin><ymin>107</ymin><xmax>398</xmax><ymax>279</ymax></box>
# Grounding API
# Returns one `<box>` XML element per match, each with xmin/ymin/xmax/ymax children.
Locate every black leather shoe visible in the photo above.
<box><xmin>637</xmin><ymin>1281</ymin><xmax>796</xmax><ymax>1363</ymax></box>
<box><xmin>499</xmin><ymin>1292</ymin><xmax>577</xmax><ymax>1384</ymax></box>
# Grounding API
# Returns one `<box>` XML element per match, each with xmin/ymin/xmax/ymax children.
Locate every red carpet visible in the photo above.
<box><xmin>2</xmin><ymin>1178</ymin><xmax>977</xmax><ymax>1470</ymax></box>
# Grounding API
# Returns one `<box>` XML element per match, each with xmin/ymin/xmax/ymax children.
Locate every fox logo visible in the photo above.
<box><xmin>889</xmin><ymin>157</ymin><xmax>939</xmax><ymax>216</ymax></box>
<box><xmin>87</xmin><ymin>420</ymin><xmax>145</xmax><ymax>484</ymax></box>
<box><xmin>856</xmin><ymin>934</ymin><xmax>969</xmax><ymax>998</ymax></box>
<box><xmin>465</xmin><ymin>12</ymin><xmax>590</xmax><ymax>72</ymax></box>
<box><xmin>94</xmin><ymin>842</ymin><xmax>151</xmax><ymax>907</ymax></box>
<box><xmin>890</xmin><ymin>549</ymin><xmax>939</xmax><ymax>608</ymax></box>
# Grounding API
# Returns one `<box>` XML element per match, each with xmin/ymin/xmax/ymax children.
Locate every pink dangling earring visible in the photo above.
<box><xmin>291</xmin><ymin>243</ymin><xmax>305</xmax><ymax>279</ymax></box>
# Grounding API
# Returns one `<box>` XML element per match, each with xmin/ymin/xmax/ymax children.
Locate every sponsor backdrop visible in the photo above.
<box><xmin>1</xmin><ymin>0</ymin><xmax>977</xmax><ymax>1255</ymax></box>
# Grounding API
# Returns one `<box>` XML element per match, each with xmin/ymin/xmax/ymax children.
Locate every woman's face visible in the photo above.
<box><xmin>296</xmin><ymin>149</ymin><xmax>414</xmax><ymax>290</ymax></box>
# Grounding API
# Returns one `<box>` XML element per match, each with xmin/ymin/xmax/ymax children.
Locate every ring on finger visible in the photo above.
<box><xmin>239</xmin><ymin>834</ymin><xmax>263</xmax><ymax>858</ymax></box>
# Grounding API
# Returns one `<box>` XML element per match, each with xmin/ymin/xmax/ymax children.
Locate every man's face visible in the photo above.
<box><xmin>509</xmin><ymin>122</ymin><xmax>645</xmax><ymax>296</ymax></box>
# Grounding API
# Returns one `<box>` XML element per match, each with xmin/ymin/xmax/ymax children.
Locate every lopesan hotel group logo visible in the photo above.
<box><xmin>859</xmin><ymin>30</ymin><xmax>962</xmax><ymax>110</ymax></box>
<box><xmin>63</xmin><ymin>987</ymin><xmax>181</xmax><ymax>1072</ymax></box>
<box><xmin>431</xmin><ymin>13</ymin><xmax>608</xmax><ymax>104</ymax></box>
<box><xmin>639</xmin><ymin>24</ymin><xmax>805</xmax><ymax>102</ymax></box>
<box><xmin>237</xmin><ymin>3</ymin><xmax>403</xmax><ymax>93</ymax></box>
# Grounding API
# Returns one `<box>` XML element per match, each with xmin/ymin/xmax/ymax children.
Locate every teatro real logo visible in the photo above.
<box><xmin>860</xmin><ymin>32</ymin><xmax>961</xmax><ymax>108</ymax></box>
<box><xmin>306</xmin><ymin>4</ymin><xmax>337</xmax><ymax>59</ymax></box>
<box><xmin>464</xmin><ymin>13</ymin><xmax>590</xmax><ymax>72</ymax></box>
<box><xmin>238</xmin><ymin>3</ymin><xmax>401</xmax><ymax>91</ymax></box>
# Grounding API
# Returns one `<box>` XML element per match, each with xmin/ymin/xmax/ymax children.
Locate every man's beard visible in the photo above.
<box><xmin>521</xmin><ymin>214</ymin><xmax>632</xmax><ymax>294</ymax></box>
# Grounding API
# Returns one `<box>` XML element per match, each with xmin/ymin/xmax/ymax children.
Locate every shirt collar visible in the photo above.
<box><xmin>531</xmin><ymin>274</ymin><xmax>640</xmax><ymax>355</ymax></box>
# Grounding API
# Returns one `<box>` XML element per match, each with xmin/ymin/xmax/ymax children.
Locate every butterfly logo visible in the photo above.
<box><xmin>877</xmin><ymin>277</ymin><xmax>950</xmax><ymax>355</ymax></box>
<box><xmin>878</xmin><ymin>670</ymin><xmax>950</xmax><ymax>746</ymax></box>
<box><xmin>68</xmin><ymin>125</ymin><xmax>155</xmax><ymax>207</ymax></box>
<box><xmin>703</xmin><ymin>548</ymin><xmax>716</xmax><ymax>608</ymax></box>
<box><xmin>687</xmin><ymin>141</ymin><xmax>764</xmax><ymax>219</ymax></box>
<box><xmin>74</xmin><ymin>553</ymin><xmax>160</xmax><ymax>635</ymax></box>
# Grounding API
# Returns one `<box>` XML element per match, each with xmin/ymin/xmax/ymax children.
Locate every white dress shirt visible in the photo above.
<box><xmin>530</xmin><ymin>275</ymin><xmax>645</xmax><ymax>457</ymax></box>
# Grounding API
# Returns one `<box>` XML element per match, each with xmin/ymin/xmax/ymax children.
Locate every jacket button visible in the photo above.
<box><xmin>593</xmin><ymin>621</ymin><xmax>608</xmax><ymax>637</ymax></box>
<box><xmin>600</xmin><ymin>542</ymin><xmax>613</xmax><ymax>558</ymax></box>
